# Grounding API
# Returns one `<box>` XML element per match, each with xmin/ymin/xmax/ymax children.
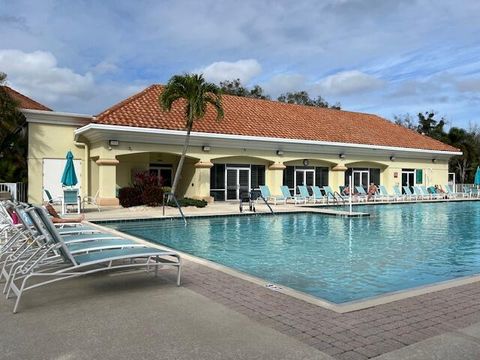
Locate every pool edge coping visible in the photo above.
<box><xmin>86</xmin><ymin>218</ymin><xmax>480</xmax><ymax>314</ymax></box>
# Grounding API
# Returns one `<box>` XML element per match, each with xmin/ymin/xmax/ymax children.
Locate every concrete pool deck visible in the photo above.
<box><xmin>2</xmin><ymin>259</ymin><xmax>480</xmax><ymax>359</ymax></box>
<box><xmin>17</xmin><ymin>199</ymin><xmax>478</xmax><ymax>359</ymax></box>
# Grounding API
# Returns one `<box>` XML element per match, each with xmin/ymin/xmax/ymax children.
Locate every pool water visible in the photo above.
<box><xmin>104</xmin><ymin>201</ymin><xmax>480</xmax><ymax>303</ymax></box>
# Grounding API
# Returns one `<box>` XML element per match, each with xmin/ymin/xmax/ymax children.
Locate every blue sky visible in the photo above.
<box><xmin>1</xmin><ymin>0</ymin><xmax>479</xmax><ymax>128</ymax></box>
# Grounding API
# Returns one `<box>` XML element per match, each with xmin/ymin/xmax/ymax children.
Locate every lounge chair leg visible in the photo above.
<box><xmin>13</xmin><ymin>276</ymin><xmax>29</xmax><ymax>314</ymax></box>
<box><xmin>177</xmin><ymin>266</ymin><xmax>181</xmax><ymax>286</ymax></box>
<box><xmin>155</xmin><ymin>256</ymin><xmax>159</xmax><ymax>277</ymax></box>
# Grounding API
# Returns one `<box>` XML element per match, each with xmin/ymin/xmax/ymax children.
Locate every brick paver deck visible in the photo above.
<box><xmin>182</xmin><ymin>260</ymin><xmax>480</xmax><ymax>360</ymax></box>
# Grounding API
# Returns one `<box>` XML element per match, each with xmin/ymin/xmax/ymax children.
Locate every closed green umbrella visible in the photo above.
<box><xmin>61</xmin><ymin>151</ymin><xmax>78</xmax><ymax>187</ymax></box>
<box><xmin>475</xmin><ymin>166</ymin><xmax>480</xmax><ymax>186</ymax></box>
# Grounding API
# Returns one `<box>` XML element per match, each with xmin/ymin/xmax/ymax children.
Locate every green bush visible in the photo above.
<box><xmin>168</xmin><ymin>197</ymin><xmax>207</xmax><ymax>208</ymax></box>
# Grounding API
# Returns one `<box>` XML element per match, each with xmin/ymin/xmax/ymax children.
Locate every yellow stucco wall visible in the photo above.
<box><xmin>88</xmin><ymin>139</ymin><xmax>450</xmax><ymax>200</ymax></box>
<box><xmin>28</xmin><ymin>122</ymin><xmax>86</xmax><ymax>204</ymax></box>
<box><xmin>27</xmin><ymin>121</ymin><xmax>452</xmax><ymax>205</ymax></box>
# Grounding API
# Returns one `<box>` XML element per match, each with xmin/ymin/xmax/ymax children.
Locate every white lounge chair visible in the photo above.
<box><xmin>6</xmin><ymin>206</ymin><xmax>182</xmax><ymax>313</ymax></box>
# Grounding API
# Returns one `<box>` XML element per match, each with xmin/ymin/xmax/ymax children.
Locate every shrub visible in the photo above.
<box><xmin>168</xmin><ymin>197</ymin><xmax>208</xmax><ymax>208</ymax></box>
<box><xmin>133</xmin><ymin>171</ymin><xmax>162</xmax><ymax>191</ymax></box>
<box><xmin>142</xmin><ymin>186</ymin><xmax>164</xmax><ymax>207</ymax></box>
<box><xmin>118</xmin><ymin>187</ymin><xmax>143</xmax><ymax>208</ymax></box>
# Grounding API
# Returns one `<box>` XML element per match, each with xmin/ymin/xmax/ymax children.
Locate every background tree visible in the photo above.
<box><xmin>0</xmin><ymin>72</ymin><xmax>28</xmax><ymax>182</ymax></box>
<box><xmin>277</xmin><ymin>91</ymin><xmax>341</xmax><ymax>109</ymax></box>
<box><xmin>394</xmin><ymin>111</ymin><xmax>480</xmax><ymax>183</ymax></box>
<box><xmin>159</xmin><ymin>73</ymin><xmax>224</xmax><ymax>197</ymax></box>
<box><xmin>219</xmin><ymin>79</ymin><xmax>270</xmax><ymax>99</ymax></box>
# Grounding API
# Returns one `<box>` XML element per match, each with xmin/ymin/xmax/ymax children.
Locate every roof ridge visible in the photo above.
<box><xmin>2</xmin><ymin>86</ymin><xmax>52</xmax><ymax>111</ymax></box>
<box><xmin>95</xmin><ymin>84</ymin><xmax>159</xmax><ymax>120</ymax></box>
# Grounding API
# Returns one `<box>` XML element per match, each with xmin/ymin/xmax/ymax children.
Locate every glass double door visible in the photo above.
<box><xmin>353</xmin><ymin>169</ymin><xmax>369</xmax><ymax>189</ymax></box>
<box><xmin>402</xmin><ymin>170</ymin><xmax>415</xmax><ymax>187</ymax></box>
<box><xmin>226</xmin><ymin>167</ymin><xmax>250</xmax><ymax>200</ymax></box>
<box><xmin>294</xmin><ymin>169</ymin><xmax>315</xmax><ymax>192</ymax></box>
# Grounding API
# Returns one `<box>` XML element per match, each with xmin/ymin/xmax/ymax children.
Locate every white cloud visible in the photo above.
<box><xmin>0</xmin><ymin>49</ymin><xmax>94</xmax><ymax>102</ymax></box>
<box><xmin>92</xmin><ymin>60</ymin><xmax>119</xmax><ymax>75</ymax></box>
<box><xmin>263</xmin><ymin>73</ymin><xmax>307</xmax><ymax>97</ymax></box>
<box><xmin>315</xmin><ymin>70</ymin><xmax>384</xmax><ymax>96</ymax></box>
<box><xmin>197</xmin><ymin>59</ymin><xmax>261</xmax><ymax>84</ymax></box>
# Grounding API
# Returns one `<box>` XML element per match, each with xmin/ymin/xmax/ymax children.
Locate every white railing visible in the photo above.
<box><xmin>0</xmin><ymin>183</ymin><xmax>27</xmax><ymax>202</ymax></box>
<box><xmin>453</xmin><ymin>183</ymin><xmax>479</xmax><ymax>193</ymax></box>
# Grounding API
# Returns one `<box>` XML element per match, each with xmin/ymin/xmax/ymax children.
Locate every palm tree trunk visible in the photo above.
<box><xmin>170</xmin><ymin>125</ymin><xmax>192</xmax><ymax>197</ymax></box>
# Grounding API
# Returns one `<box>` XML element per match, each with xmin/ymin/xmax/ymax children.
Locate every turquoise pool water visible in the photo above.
<box><xmin>103</xmin><ymin>201</ymin><xmax>480</xmax><ymax>303</ymax></box>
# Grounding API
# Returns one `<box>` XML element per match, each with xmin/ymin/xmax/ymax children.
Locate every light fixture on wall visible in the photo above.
<box><xmin>339</xmin><ymin>153</ymin><xmax>346</xmax><ymax>159</ymax></box>
<box><xmin>109</xmin><ymin>140</ymin><xmax>119</xmax><ymax>146</ymax></box>
<box><xmin>303</xmin><ymin>159</ymin><xmax>309</xmax><ymax>166</ymax></box>
<box><xmin>432</xmin><ymin>158</ymin><xmax>437</xmax><ymax>163</ymax></box>
<box><xmin>276</xmin><ymin>150</ymin><xmax>284</xmax><ymax>156</ymax></box>
<box><xmin>202</xmin><ymin>146</ymin><xmax>211</xmax><ymax>152</ymax></box>
<box><xmin>390</xmin><ymin>155</ymin><xmax>396</xmax><ymax>161</ymax></box>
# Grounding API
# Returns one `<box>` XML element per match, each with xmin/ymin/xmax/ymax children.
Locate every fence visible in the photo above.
<box><xmin>0</xmin><ymin>183</ymin><xmax>27</xmax><ymax>202</ymax></box>
<box><xmin>452</xmin><ymin>183</ymin><xmax>479</xmax><ymax>193</ymax></box>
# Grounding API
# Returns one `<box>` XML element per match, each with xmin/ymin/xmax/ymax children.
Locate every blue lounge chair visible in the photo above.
<box><xmin>378</xmin><ymin>185</ymin><xmax>395</xmax><ymax>201</ymax></box>
<box><xmin>402</xmin><ymin>186</ymin><xmax>417</xmax><ymax>200</ymax></box>
<box><xmin>393</xmin><ymin>186</ymin><xmax>406</xmax><ymax>201</ymax></box>
<box><xmin>413</xmin><ymin>186</ymin><xmax>429</xmax><ymax>200</ymax></box>
<box><xmin>280</xmin><ymin>186</ymin><xmax>306</xmax><ymax>204</ymax></box>
<box><xmin>297</xmin><ymin>186</ymin><xmax>314</xmax><ymax>203</ymax></box>
<box><xmin>355</xmin><ymin>186</ymin><xmax>371</xmax><ymax>201</ymax></box>
<box><xmin>62</xmin><ymin>188</ymin><xmax>81</xmax><ymax>215</ymax></box>
<box><xmin>259</xmin><ymin>185</ymin><xmax>286</xmax><ymax>205</ymax></box>
<box><xmin>311</xmin><ymin>186</ymin><xmax>326</xmax><ymax>204</ymax></box>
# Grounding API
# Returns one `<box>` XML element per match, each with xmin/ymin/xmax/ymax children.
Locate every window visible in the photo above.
<box><xmin>250</xmin><ymin>165</ymin><xmax>265</xmax><ymax>189</ymax></box>
<box><xmin>210</xmin><ymin>164</ymin><xmax>225</xmax><ymax>201</ymax></box>
<box><xmin>283</xmin><ymin>165</ymin><xmax>329</xmax><ymax>192</ymax></box>
<box><xmin>315</xmin><ymin>167</ymin><xmax>329</xmax><ymax>187</ymax></box>
<box><xmin>283</xmin><ymin>166</ymin><xmax>295</xmax><ymax>188</ymax></box>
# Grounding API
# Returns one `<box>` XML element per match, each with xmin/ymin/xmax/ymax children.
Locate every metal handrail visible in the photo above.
<box><xmin>162</xmin><ymin>192</ymin><xmax>187</xmax><ymax>225</ymax></box>
<box><xmin>258</xmin><ymin>195</ymin><xmax>274</xmax><ymax>215</ymax></box>
<box><xmin>334</xmin><ymin>191</ymin><xmax>347</xmax><ymax>205</ymax></box>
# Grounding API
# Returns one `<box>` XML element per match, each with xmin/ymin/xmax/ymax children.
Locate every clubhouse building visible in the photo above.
<box><xmin>13</xmin><ymin>85</ymin><xmax>461</xmax><ymax>205</ymax></box>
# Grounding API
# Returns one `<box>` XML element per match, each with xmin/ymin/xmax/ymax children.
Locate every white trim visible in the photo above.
<box><xmin>75</xmin><ymin>123</ymin><xmax>463</xmax><ymax>157</ymax></box>
<box><xmin>23</xmin><ymin>109</ymin><xmax>92</xmax><ymax>126</ymax></box>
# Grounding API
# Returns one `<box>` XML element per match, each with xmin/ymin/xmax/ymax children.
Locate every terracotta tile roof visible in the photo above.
<box><xmin>96</xmin><ymin>85</ymin><xmax>459</xmax><ymax>152</ymax></box>
<box><xmin>1</xmin><ymin>86</ymin><xmax>52</xmax><ymax>111</ymax></box>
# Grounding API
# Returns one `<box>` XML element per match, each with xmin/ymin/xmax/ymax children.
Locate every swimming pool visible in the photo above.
<box><xmin>103</xmin><ymin>201</ymin><xmax>480</xmax><ymax>304</ymax></box>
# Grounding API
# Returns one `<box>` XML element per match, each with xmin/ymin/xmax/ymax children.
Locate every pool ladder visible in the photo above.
<box><xmin>162</xmin><ymin>192</ymin><xmax>187</xmax><ymax>225</ymax></box>
<box><xmin>328</xmin><ymin>191</ymin><xmax>346</xmax><ymax>206</ymax></box>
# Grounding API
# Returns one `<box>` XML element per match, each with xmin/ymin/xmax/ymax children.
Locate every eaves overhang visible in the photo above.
<box><xmin>75</xmin><ymin>123</ymin><xmax>463</xmax><ymax>159</ymax></box>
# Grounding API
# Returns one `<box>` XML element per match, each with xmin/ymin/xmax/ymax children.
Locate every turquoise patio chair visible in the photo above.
<box><xmin>311</xmin><ymin>186</ymin><xmax>326</xmax><ymax>204</ymax></box>
<box><xmin>297</xmin><ymin>186</ymin><xmax>314</xmax><ymax>203</ymax></box>
<box><xmin>259</xmin><ymin>185</ymin><xmax>285</xmax><ymax>205</ymax></box>
<box><xmin>355</xmin><ymin>186</ymin><xmax>371</xmax><ymax>201</ymax></box>
<box><xmin>392</xmin><ymin>185</ymin><xmax>406</xmax><ymax>201</ymax></box>
<box><xmin>43</xmin><ymin>189</ymin><xmax>62</xmax><ymax>205</ymax></box>
<box><xmin>378</xmin><ymin>185</ymin><xmax>395</xmax><ymax>201</ymax></box>
<box><xmin>280</xmin><ymin>186</ymin><xmax>306</xmax><ymax>204</ymax></box>
<box><xmin>402</xmin><ymin>186</ymin><xmax>417</xmax><ymax>200</ymax></box>
<box><xmin>62</xmin><ymin>188</ymin><xmax>81</xmax><ymax>215</ymax></box>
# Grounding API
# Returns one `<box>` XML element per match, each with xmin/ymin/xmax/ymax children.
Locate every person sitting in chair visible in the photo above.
<box><xmin>367</xmin><ymin>183</ymin><xmax>378</xmax><ymax>201</ymax></box>
<box><xmin>43</xmin><ymin>202</ymin><xmax>85</xmax><ymax>223</ymax></box>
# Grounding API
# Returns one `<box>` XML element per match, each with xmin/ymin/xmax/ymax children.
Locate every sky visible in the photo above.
<box><xmin>1</xmin><ymin>0</ymin><xmax>479</xmax><ymax>128</ymax></box>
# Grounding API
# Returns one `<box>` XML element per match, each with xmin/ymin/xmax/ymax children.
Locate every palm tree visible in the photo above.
<box><xmin>159</xmin><ymin>73</ymin><xmax>224</xmax><ymax>197</ymax></box>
